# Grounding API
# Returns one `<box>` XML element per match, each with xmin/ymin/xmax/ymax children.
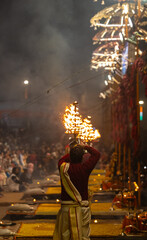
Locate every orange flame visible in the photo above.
<box><xmin>63</xmin><ymin>103</ymin><xmax>101</xmax><ymax>142</ymax></box>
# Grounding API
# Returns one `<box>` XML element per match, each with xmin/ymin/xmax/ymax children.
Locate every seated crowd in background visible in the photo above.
<box><xmin>0</xmin><ymin>126</ymin><xmax>65</xmax><ymax>192</ymax></box>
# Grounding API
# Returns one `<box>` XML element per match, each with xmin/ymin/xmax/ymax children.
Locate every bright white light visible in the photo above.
<box><xmin>119</xmin><ymin>32</ymin><xmax>123</xmax><ymax>42</ymax></box>
<box><xmin>123</xmin><ymin>4</ymin><xmax>129</xmax><ymax>14</ymax></box>
<box><xmin>101</xmin><ymin>0</ymin><xmax>105</xmax><ymax>5</ymax></box>
<box><xmin>122</xmin><ymin>28</ymin><xmax>125</xmax><ymax>35</ymax></box>
<box><xmin>144</xmin><ymin>166</ymin><xmax>147</xmax><ymax>169</ymax></box>
<box><xmin>139</xmin><ymin>100</ymin><xmax>144</xmax><ymax>105</ymax></box>
<box><xmin>128</xmin><ymin>17</ymin><xmax>133</xmax><ymax>28</ymax></box>
<box><xmin>99</xmin><ymin>92</ymin><xmax>106</xmax><ymax>99</ymax></box>
<box><xmin>24</xmin><ymin>80</ymin><xmax>29</xmax><ymax>85</ymax></box>
<box><xmin>108</xmin><ymin>75</ymin><xmax>112</xmax><ymax>81</ymax></box>
<box><xmin>105</xmin><ymin>80</ymin><xmax>108</xmax><ymax>86</ymax></box>
<box><xmin>132</xmin><ymin>9</ymin><xmax>135</xmax><ymax>14</ymax></box>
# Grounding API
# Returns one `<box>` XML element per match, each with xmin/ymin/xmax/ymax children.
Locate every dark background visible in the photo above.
<box><xmin>0</xmin><ymin>0</ymin><xmax>146</xmax><ymax>144</ymax></box>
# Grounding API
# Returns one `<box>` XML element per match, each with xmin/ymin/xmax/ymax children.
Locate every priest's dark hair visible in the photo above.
<box><xmin>70</xmin><ymin>144</ymin><xmax>84</xmax><ymax>163</ymax></box>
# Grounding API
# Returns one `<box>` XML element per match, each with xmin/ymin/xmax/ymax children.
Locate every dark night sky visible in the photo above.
<box><xmin>0</xmin><ymin>1</ymin><xmax>104</xmax><ymax>96</ymax></box>
<box><xmin>0</xmin><ymin>0</ymin><xmax>108</xmax><ymax>135</ymax></box>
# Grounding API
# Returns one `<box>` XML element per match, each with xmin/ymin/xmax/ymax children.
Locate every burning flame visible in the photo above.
<box><xmin>94</xmin><ymin>129</ymin><xmax>101</xmax><ymax>139</ymax></box>
<box><xmin>63</xmin><ymin>103</ymin><xmax>83</xmax><ymax>135</ymax></box>
<box><xmin>79</xmin><ymin>118</ymin><xmax>101</xmax><ymax>142</ymax></box>
<box><xmin>63</xmin><ymin>102</ymin><xmax>101</xmax><ymax>142</ymax></box>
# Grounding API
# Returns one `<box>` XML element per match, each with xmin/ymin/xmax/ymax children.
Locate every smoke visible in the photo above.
<box><xmin>0</xmin><ymin>0</ymin><xmax>104</xmax><ymax>139</ymax></box>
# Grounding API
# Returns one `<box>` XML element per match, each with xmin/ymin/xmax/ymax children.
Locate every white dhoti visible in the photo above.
<box><xmin>53</xmin><ymin>201</ymin><xmax>91</xmax><ymax>240</ymax></box>
<box><xmin>53</xmin><ymin>162</ymin><xmax>91</xmax><ymax>240</ymax></box>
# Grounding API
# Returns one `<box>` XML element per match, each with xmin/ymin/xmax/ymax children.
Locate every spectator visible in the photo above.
<box><xmin>7</xmin><ymin>166</ymin><xmax>25</xmax><ymax>192</ymax></box>
<box><xmin>20</xmin><ymin>163</ymin><xmax>34</xmax><ymax>186</ymax></box>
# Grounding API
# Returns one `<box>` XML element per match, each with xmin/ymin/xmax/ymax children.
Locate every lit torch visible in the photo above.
<box><xmin>63</xmin><ymin>102</ymin><xmax>101</xmax><ymax>143</ymax></box>
<box><xmin>63</xmin><ymin>101</ymin><xmax>83</xmax><ymax>140</ymax></box>
<box><xmin>78</xmin><ymin>116</ymin><xmax>101</xmax><ymax>143</ymax></box>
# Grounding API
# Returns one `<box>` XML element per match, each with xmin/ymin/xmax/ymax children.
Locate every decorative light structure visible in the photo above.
<box><xmin>91</xmin><ymin>41</ymin><xmax>121</xmax><ymax>70</ymax></box>
<box><xmin>136</xmin><ymin>4</ymin><xmax>147</xmax><ymax>41</ymax></box>
<box><xmin>90</xmin><ymin>2</ymin><xmax>146</xmax><ymax>71</ymax></box>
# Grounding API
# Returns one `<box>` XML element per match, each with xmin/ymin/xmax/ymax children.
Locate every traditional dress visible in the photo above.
<box><xmin>53</xmin><ymin>146</ymin><xmax>100</xmax><ymax>240</ymax></box>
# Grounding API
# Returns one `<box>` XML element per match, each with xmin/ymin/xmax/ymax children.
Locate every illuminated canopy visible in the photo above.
<box><xmin>90</xmin><ymin>2</ymin><xmax>147</xmax><ymax>71</ymax></box>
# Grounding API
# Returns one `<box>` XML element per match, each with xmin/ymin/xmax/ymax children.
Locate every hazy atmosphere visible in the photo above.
<box><xmin>0</xmin><ymin>2</ymin><xmax>147</xmax><ymax>236</ymax></box>
<box><xmin>0</xmin><ymin>0</ymin><xmax>109</xmax><ymax>140</ymax></box>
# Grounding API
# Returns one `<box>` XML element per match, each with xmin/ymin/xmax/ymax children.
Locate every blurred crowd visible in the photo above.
<box><xmin>0</xmin><ymin>125</ymin><xmax>111</xmax><ymax>195</ymax></box>
<box><xmin>0</xmin><ymin>126</ymin><xmax>65</xmax><ymax>193</ymax></box>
